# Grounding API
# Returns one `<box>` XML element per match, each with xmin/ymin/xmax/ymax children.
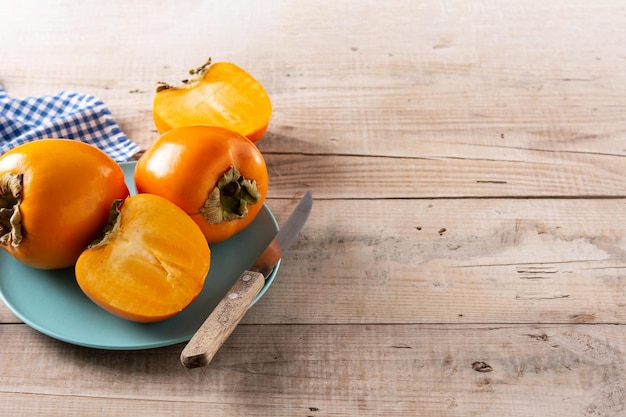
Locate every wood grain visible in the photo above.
<box><xmin>2</xmin><ymin>323</ymin><xmax>626</xmax><ymax>416</ymax></box>
<box><xmin>180</xmin><ymin>270</ymin><xmax>265</xmax><ymax>368</ymax></box>
<box><xmin>261</xmin><ymin>152</ymin><xmax>626</xmax><ymax>199</ymax></box>
<box><xmin>246</xmin><ymin>198</ymin><xmax>626</xmax><ymax>325</ymax></box>
<box><xmin>3</xmin><ymin>198</ymin><xmax>624</xmax><ymax>325</ymax></box>
<box><xmin>1</xmin><ymin>1</ymin><xmax>625</xmax><ymax>154</ymax></box>
<box><xmin>1</xmin><ymin>0</ymin><xmax>626</xmax><ymax>416</ymax></box>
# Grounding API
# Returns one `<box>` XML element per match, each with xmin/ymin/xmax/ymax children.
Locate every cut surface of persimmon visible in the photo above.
<box><xmin>75</xmin><ymin>194</ymin><xmax>211</xmax><ymax>323</ymax></box>
<box><xmin>153</xmin><ymin>60</ymin><xmax>272</xmax><ymax>142</ymax></box>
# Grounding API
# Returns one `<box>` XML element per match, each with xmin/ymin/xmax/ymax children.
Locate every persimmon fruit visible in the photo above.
<box><xmin>75</xmin><ymin>193</ymin><xmax>211</xmax><ymax>323</ymax></box>
<box><xmin>153</xmin><ymin>59</ymin><xmax>272</xmax><ymax>142</ymax></box>
<box><xmin>134</xmin><ymin>125</ymin><xmax>268</xmax><ymax>244</ymax></box>
<box><xmin>0</xmin><ymin>139</ymin><xmax>129</xmax><ymax>269</ymax></box>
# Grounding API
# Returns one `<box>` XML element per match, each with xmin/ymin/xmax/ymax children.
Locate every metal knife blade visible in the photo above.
<box><xmin>250</xmin><ymin>190</ymin><xmax>313</xmax><ymax>277</ymax></box>
<box><xmin>180</xmin><ymin>191</ymin><xmax>313</xmax><ymax>368</ymax></box>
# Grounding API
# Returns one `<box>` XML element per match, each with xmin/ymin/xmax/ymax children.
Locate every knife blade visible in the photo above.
<box><xmin>180</xmin><ymin>191</ymin><xmax>313</xmax><ymax>368</ymax></box>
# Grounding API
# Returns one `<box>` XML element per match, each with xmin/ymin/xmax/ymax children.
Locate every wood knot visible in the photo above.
<box><xmin>471</xmin><ymin>361</ymin><xmax>493</xmax><ymax>372</ymax></box>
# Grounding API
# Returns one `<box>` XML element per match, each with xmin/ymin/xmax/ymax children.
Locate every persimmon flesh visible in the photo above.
<box><xmin>153</xmin><ymin>60</ymin><xmax>272</xmax><ymax>142</ymax></box>
<box><xmin>75</xmin><ymin>194</ymin><xmax>211</xmax><ymax>323</ymax></box>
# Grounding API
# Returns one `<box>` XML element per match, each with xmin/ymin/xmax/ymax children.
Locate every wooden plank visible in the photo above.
<box><xmin>3</xmin><ymin>198</ymin><xmax>625</xmax><ymax>325</ymax></box>
<box><xmin>263</xmin><ymin>153</ymin><xmax>626</xmax><ymax>199</ymax></box>
<box><xmin>0</xmin><ymin>308</ymin><xmax>15</xmax><ymax>323</ymax></box>
<box><xmin>1</xmin><ymin>1</ymin><xmax>624</xmax><ymax>154</ymax></box>
<box><xmin>1</xmin><ymin>1</ymin><xmax>625</xmax><ymax>416</ymax></box>
<box><xmin>2</xmin><ymin>323</ymin><xmax>626</xmax><ymax>416</ymax></box>
<box><xmin>244</xmin><ymin>198</ymin><xmax>626</xmax><ymax>325</ymax></box>
<box><xmin>4</xmin><ymin>57</ymin><xmax>623</xmax><ymax>159</ymax></box>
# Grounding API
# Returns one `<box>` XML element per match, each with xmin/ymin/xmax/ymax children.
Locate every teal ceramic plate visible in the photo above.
<box><xmin>0</xmin><ymin>161</ymin><xmax>279</xmax><ymax>349</ymax></box>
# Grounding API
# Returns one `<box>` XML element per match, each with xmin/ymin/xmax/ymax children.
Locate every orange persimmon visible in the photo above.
<box><xmin>134</xmin><ymin>125</ymin><xmax>268</xmax><ymax>244</ymax></box>
<box><xmin>153</xmin><ymin>59</ymin><xmax>272</xmax><ymax>142</ymax></box>
<box><xmin>75</xmin><ymin>194</ymin><xmax>211</xmax><ymax>323</ymax></box>
<box><xmin>0</xmin><ymin>139</ymin><xmax>129</xmax><ymax>269</ymax></box>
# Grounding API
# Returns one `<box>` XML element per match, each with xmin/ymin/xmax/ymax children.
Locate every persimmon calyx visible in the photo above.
<box><xmin>156</xmin><ymin>58</ymin><xmax>212</xmax><ymax>93</ymax></box>
<box><xmin>0</xmin><ymin>173</ymin><xmax>23</xmax><ymax>247</ymax></box>
<box><xmin>88</xmin><ymin>199</ymin><xmax>124</xmax><ymax>249</ymax></box>
<box><xmin>200</xmin><ymin>166</ymin><xmax>261</xmax><ymax>224</ymax></box>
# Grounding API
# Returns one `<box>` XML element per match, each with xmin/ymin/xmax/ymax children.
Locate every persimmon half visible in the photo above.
<box><xmin>0</xmin><ymin>139</ymin><xmax>129</xmax><ymax>269</ymax></box>
<box><xmin>153</xmin><ymin>59</ymin><xmax>272</xmax><ymax>142</ymax></box>
<box><xmin>75</xmin><ymin>193</ymin><xmax>211</xmax><ymax>323</ymax></box>
<box><xmin>134</xmin><ymin>125</ymin><xmax>268</xmax><ymax>244</ymax></box>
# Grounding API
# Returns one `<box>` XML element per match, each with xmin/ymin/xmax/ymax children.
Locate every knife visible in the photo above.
<box><xmin>180</xmin><ymin>191</ymin><xmax>313</xmax><ymax>368</ymax></box>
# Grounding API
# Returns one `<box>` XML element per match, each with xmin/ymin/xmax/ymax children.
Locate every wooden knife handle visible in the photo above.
<box><xmin>180</xmin><ymin>270</ymin><xmax>265</xmax><ymax>368</ymax></box>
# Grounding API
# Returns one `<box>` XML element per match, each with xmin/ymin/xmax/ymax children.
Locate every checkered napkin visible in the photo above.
<box><xmin>0</xmin><ymin>85</ymin><xmax>139</xmax><ymax>162</ymax></box>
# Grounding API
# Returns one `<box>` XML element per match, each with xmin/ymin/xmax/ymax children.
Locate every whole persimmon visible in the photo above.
<box><xmin>0</xmin><ymin>139</ymin><xmax>129</xmax><ymax>269</ymax></box>
<box><xmin>134</xmin><ymin>125</ymin><xmax>268</xmax><ymax>244</ymax></box>
<box><xmin>75</xmin><ymin>193</ymin><xmax>211</xmax><ymax>323</ymax></box>
<box><xmin>153</xmin><ymin>59</ymin><xmax>272</xmax><ymax>142</ymax></box>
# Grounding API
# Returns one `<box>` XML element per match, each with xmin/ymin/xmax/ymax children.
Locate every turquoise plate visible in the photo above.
<box><xmin>0</xmin><ymin>161</ymin><xmax>279</xmax><ymax>349</ymax></box>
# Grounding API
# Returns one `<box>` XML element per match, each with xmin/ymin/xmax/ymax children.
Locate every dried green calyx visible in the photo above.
<box><xmin>199</xmin><ymin>166</ymin><xmax>261</xmax><ymax>224</ymax></box>
<box><xmin>0</xmin><ymin>173</ymin><xmax>23</xmax><ymax>248</ymax></box>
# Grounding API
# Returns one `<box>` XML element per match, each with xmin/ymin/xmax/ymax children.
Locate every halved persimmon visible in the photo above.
<box><xmin>75</xmin><ymin>193</ymin><xmax>211</xmax><ymax>323</ymax></box>
<box><xmin>153</xmin><ymin>59</ymin><xmax>272</xmax><ymax>142</ymax></box>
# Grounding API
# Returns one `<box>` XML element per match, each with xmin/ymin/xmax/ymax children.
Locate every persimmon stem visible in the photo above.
<box><xmin>0</xmin><ymin>173</ymin><xmax>23</xmax><ymax>247</ymax></box>
<box><xmin>199</xmin><ymin>166</ymin><xmax>261</xmax><ymax>224</ymax></box>
<box><xmin>221</xmin><ymin>181</ymin><xmax>241</xmax><ymax>198</ymax></box>
<box><xmin>155</xmin><ymin>58</ymin><xmax>212</xmax><ymax>93</ymax></box>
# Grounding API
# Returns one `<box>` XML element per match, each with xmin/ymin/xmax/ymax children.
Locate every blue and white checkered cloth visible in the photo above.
<box><xmin>0</xmin><ymin>85</ymin><xmax>139</xmax><ymax>162</ymax></box>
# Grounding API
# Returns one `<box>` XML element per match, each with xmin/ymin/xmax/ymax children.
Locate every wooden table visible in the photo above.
<box><xmin>1</xmin><ymin>1</ymin><xmax>625</xmax><ymax>415</ymax></box>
